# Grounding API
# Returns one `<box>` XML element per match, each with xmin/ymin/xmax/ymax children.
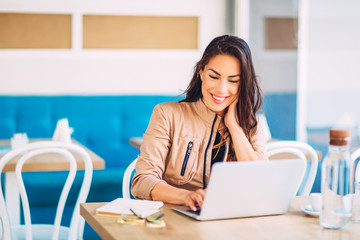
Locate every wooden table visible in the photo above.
<box><xmin>0</xmin><ymin>138</ymin><xmax>105</xmax><ymax>225</ymax></box>
<box><xmin>80</xmin><ymin>196</ymin><xmax>360</xmax><ymax>240</ymax></box>
<box><xmin>0</xmin><ymin>139</ymin><xmax>104</xmax><ymax>172</ymax></box>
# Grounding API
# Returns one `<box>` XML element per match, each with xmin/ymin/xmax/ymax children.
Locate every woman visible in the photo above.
<box><xmin>131</xmin><ymin>35</ymin><xmax>268</xmax><ymax>211</ymax></box>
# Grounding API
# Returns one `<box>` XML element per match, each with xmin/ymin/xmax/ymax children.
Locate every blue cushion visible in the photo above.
<box><xmin>263</xmin><ymin>93</ymin><xmax>296</xmax><ymax>140</ymax></box>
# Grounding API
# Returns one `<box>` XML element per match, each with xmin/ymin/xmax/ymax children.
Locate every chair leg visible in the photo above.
<box><xmin>78</xmin><ymin>218</ymin><xmax>85</xmax><ymax>240</ymax></box>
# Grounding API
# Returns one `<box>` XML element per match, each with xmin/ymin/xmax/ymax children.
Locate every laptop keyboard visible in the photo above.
<box><xmin>186</xmin><ymin>207</ymin><xmax>201</xmax><ymax>215</ymax></box>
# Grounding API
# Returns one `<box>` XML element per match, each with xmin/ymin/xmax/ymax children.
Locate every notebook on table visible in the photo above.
<box><xmin>172</xmin><ymin>158</ymin><xmax>306</xmax><ymax>221</ymax></box>
<box><xmin>96</xmin><ymin>198</ymin><xmax>163</xmax><ymax>218</ymax></box>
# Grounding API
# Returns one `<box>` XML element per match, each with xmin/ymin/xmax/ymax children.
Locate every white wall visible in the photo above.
<box><xmin>303</xmin><ymin>0</ymin><xmax>360</xmax><ymax>128</ymax></box>
<box><xmin>0</xmin><ymin>0</ymin><xmax>226</xmax><ymax>95</ymax></box>
<box><xmin>249</xmin><ymin>0</ymin><xmax>298</xmax><ymax>93</ymax></box>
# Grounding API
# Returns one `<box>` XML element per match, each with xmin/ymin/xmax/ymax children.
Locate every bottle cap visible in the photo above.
<box><xmin>329</xmin><ymin>128</ymin><xmax>350</xmax><ymax>146</ymax></box>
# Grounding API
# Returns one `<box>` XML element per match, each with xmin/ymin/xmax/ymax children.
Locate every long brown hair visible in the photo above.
<box><xmin>180</xmin><ymin>35</ymin><xmax>263</xmax><ymax>150</ymax></box>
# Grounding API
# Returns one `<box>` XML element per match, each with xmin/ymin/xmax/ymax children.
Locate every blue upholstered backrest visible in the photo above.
<box><xmin>0</xmin><ymin>93</ymin><xmax>296</xmax><ymax>168</ymax></box>
<box><xmin>0</xmin><ymin>96</ymin><xmax>181</xmax><ymax>168</ymax></box>
<box><xmin>262</xmin><ymin>92</ymin><xmax>297</xmax><ymax>140</ymax></box>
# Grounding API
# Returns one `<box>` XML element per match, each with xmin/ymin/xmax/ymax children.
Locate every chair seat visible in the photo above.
<box><xmin>11</xmin><ymin>225</ymin><xmax>72</xmax><ymax>240</ymax></box>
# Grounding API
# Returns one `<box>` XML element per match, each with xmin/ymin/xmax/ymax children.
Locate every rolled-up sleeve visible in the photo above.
<box><xmin>131</xmin><ymin>104</ymin><xmax>171</xmax><ymax>200</ymax></box>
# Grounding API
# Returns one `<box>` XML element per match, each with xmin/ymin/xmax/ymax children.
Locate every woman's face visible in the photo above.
<box><xmin>200</xmin><ymin>54</ymin><xmax>241</xmax><ymax>115</ymax></box>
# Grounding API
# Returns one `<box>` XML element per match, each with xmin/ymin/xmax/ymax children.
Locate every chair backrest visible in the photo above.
<box><xmin>266</xmin><ymin>141</ymin><xmax>319</xmax><ymax>196</ymax></box>
<box><xmin>351</xmin><ymin>149</ymin><xmax>360</xmax><ymax>183</ymax></box>
<box><xmin>0</xmin><ymin>141</ymin><xmax>93</xmax><ymax>240</ymax></box>
<box><xmin>122</xmin><ymin>158</ymin><xmax>138</xmax><ymax>199</ymax></box>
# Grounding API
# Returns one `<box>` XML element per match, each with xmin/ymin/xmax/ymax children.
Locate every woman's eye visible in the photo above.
<box><xmin>209</xmin><ymin>75</ymin><xmax>218</xmax><ymax>80</ymax></box>
<box><xmin>229</xmin><ymin>80</ymin><xmax>240</xmax><ymax>84</ymax></box>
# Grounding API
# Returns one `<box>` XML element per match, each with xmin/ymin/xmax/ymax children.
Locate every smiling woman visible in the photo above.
<box><xmin>131</xmin><ymin>35</ymin><xmax>268</xmax><ymax>212</ymax></box>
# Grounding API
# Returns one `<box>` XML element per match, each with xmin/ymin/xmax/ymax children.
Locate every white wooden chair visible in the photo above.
<box><xmin>0</xmin><ymin>141</ymin><xmax>93</xmax><ymax>240</ymax></box>
<box><xmin>266</xmin><ymin>141</ymin><xmax>319</xmax><ymax>196</ymax></box>
<box><xmin>351</xmin><ymin>149</ymin><xmax>360</xmax><ymax>183</ymax></box>
<box><xmin>122</xmin><ymin>158</ymin><xmax>138</xmax><ymax>199</ymax></box>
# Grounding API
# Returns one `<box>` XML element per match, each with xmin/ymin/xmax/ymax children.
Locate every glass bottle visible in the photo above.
<box><xmin>320</xmin><ymin>128</ymin><xmax>353</xmax><ymax>229</ymax></box>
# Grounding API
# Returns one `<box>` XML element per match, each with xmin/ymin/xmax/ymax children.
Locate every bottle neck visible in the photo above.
<box><xmin>328</xmin><ymin>144</ymin><xmax>350</xmax><ymax>152</ymax></box>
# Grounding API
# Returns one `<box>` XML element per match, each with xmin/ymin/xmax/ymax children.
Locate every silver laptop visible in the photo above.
<box><xmin>172</xmin><ymin>158</ymin><xmax>306</xmax><ymax>221</ymax></box>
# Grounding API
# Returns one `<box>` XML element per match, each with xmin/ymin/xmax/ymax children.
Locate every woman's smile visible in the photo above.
<box><xmin>210</xmin><ymin>94</ymin><xmax>228</xmax><ymax>104</ymax></box>
<box><xmin>200</xmin><ymin>54</ymin><xmax>241</xmax><ymax>115</ymax></box>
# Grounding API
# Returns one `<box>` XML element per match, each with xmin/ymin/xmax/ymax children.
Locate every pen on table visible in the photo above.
<box><xmin>130</xmin><ymin>208</ymin><xmax>164</xmax><ymax>221</ymax></box>
<box><xmin>130</xmin><ymin>208</ymin><xmax>141</xmax><ymax>218</ymax></box>
<box><xmin>149</xmin><ymin>213</ymin><xmax>164</xmax><ymax>221</ymax></box>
